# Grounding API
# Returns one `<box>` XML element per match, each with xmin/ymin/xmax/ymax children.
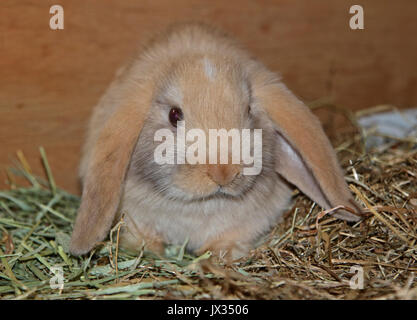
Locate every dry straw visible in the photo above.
<box><xmin>0</xmin><ymin>105</ymin><xmax>416</xmax><ymax>299</ymax></box>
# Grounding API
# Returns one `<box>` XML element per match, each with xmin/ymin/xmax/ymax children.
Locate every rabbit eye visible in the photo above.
<box><xmin>169</xmin><ymin>107</ymin><xmax>183</xmax><ymax>127</ymax></box>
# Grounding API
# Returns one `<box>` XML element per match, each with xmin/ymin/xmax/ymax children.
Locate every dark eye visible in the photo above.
<box><xmin>168</xmin><ymin>107</ymin><xmax>183</xmax><ymax>127</ymax></box>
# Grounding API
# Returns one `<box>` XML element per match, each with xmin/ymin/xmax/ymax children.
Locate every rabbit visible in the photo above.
<box><xmin>70</xmin><ymin>22</ymin><xmax>362</xmax><ymax>259</ymax></box>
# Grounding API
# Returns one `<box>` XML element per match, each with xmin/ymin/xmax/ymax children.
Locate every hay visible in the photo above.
<box><xmin>0</xmin><ymin>106</ymin><xmax>416</xmax><ymax>300</ymax></box>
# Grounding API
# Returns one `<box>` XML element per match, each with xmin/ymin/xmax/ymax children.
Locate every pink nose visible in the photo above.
<box><xmin>207</xmin><ymin>164</ymin><xmax>241</xmax><ymax>186</ymax></box>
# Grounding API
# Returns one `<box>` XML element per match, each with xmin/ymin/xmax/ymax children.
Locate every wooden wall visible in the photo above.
<box><xmin>1</xmin><ymin>0</ymin><xmax>416</xmax><ymax>194</ymax></box>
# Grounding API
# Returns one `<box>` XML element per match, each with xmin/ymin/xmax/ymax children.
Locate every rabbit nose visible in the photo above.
<box><xmin>207</xmin><ymin>164</ymin><xmax>241</xmax><ymax>186</ymax></box>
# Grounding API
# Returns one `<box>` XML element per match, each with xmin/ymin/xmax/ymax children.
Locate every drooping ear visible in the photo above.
<box><xmin>254</xmin><ymin>76</ymin><xmax>362</xmax><ymax>221</ymax></box>
<box><xmin>70</xmin><ymin>101</ymin><xmax>149</xmax><ymax>255</ymax></box>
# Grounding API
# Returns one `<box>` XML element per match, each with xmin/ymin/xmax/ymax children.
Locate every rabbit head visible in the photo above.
<box><xmin>129</xmin><ymin>55</ymin><xmax>277</xmax><ymax>202</ymax></box>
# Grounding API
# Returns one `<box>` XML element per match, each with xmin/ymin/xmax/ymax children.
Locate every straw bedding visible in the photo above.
<box><xmin>0</xmin><ymin>106</ymin><xmax>416</xmax><ymax>300</ymax></box>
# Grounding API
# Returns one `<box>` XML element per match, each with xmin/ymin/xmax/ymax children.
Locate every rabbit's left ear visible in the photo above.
<box><xmin>253</xmin><ymin>76</ymin><xmax>361</xmax><ymax>221</ymax></box>
<box><xmin>70</xmin><ymin>100</ymin><xmax>149</xmax><ymax>255</ymax></box>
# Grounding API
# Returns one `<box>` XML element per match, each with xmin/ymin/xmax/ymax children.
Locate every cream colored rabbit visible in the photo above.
<box><xmin>70</xmin><ymin>23</ymin><xmax>362</xmax><ymax>259</ymax></box>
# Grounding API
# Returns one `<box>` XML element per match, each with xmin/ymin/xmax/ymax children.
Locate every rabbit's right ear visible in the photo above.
<box><xmin>70</xmin><ymin>99</ymin><xmax>150</xmax><ymax>256</ymax></box>
<box><xmin>251</xmin><ymin>69</ymin><xmax>362</xmax><ymax>221</ymax></box>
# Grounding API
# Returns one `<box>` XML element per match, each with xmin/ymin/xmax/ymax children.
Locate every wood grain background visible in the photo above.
<box><xmin>1</xmin><ymin>0</ymin><xmax>416</xmax><ymax>194</ymax></box>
